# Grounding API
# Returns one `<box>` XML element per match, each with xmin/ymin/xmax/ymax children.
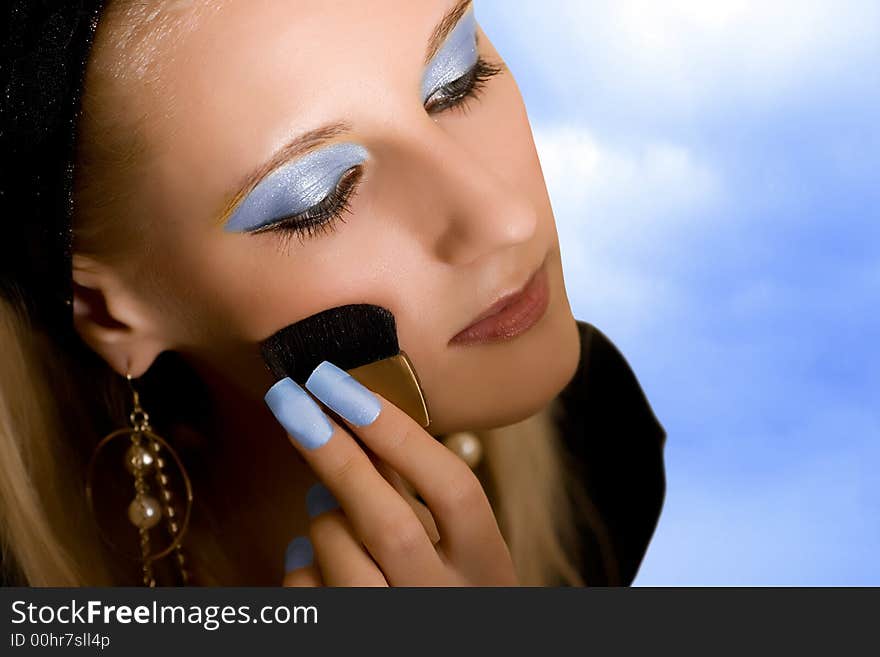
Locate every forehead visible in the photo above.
<box><xmin>128</xmin><ymin>0</ymin><xmax>451</xmax><ymax>146</ymax></box>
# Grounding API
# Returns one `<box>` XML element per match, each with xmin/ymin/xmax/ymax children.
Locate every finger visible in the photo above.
<box><xmin>312</xmin><ymin>468</ymin><xmax>435</xmax><ymax>546</ymax></box>
<box><xmin>283</xmin><ymin>565</ymin><xmax>323</xmax><ymax>587</ymax></box>
<box><xmin>367</xmin><ymin>451</ymin><xmax>440</xmax><ymax>544</ymax></box>
<box><xmin>264</xmin><ymin>377</ymin><xmax>447</xmax><ymax>585</ymax></box>
<box><xmin>309</xmin><ymin>507</ymin><xmax>388</xmax><ymax>587</ymax></box>
<box><xmin>304</xmin><ymin>361</ymin><xmax>501</xmax><ymax>558</ymax></box>
<box><xmin>282</xmin><ymin>536</ymin><xmax>323</xmax><ymax>587</ymax></box>
<box><xmin>375</xmin><ymin>460</ymin><xmax>440</xmax><ymax>545</ymax></box>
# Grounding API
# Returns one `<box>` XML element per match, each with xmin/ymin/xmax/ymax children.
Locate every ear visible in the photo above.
<box><xmin>71</xmin><ymin>253</ymin><xmax>172</xmax><ymax>378</ymax></box>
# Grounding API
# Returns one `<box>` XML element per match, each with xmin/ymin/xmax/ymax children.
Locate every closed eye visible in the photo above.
<box><xmin>259</xmin><ymin>59</ymin><xmax>504</xmax><ymax>255</ymax></box>
<box><xmin>424</xmin><ymin>56</ymin><xmax>505</xmax><ymax>115</ymax></box>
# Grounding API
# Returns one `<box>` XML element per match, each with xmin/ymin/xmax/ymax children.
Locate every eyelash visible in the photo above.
<box><xmin>251</xmin><ymin>166</ymin><xmax>363</xmax><ymax>250</ymax></box>
<box><xmin>424</xmin><ymin>56</ymin><xmax>505</xmax><ymax>116</ymax></box>
<box><xmin>261</xmin><ymin>55</ymin><xmax>505</xmax><ymax>253</ymax></box>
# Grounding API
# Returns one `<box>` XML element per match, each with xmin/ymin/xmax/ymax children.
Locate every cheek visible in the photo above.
<box><xmin>163</xmin><ymin>223</ymin><xmax>432</xmax><ymax>348</ymax></box>
<box><xmin>181</xmin><ymin>238</ymin><xmax>357</xmax><ymax>343</ymax></box>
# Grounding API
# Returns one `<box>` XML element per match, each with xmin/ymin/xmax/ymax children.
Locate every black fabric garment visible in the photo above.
<box><xmin>553</xmin><ymin>320</ymin><xmax>667</xmax><ymax>586</ymax></box>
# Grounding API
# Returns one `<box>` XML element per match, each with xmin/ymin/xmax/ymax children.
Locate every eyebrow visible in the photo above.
<box><xmin>216</xmin><ymin>0</ymin><xmax>474</xmax><ymax>226</ymax></box>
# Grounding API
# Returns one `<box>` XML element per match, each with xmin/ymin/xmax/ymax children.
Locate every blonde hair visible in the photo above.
<box><xmin>0</xmin><ymin>1</ymin><xmax>618</xmax><ymax>587</ymax></box>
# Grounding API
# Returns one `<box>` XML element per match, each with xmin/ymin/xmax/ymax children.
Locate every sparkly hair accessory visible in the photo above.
<box><xmin>0</xmin><ymin>1</ymin><xmax>107</xmax><ymax>338</ymax></box>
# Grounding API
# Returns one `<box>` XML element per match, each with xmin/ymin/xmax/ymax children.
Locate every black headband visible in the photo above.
<box><xmin>1</xmin><ymin>0</ymin><xmax>107</xmax><ymax>341</ymax></box>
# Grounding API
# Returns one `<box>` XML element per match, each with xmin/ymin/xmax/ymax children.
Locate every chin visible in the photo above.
<box><xmin>428</xmin><ymin>303</ymin><xmax>581</xmax><ymax>436</ymax></box>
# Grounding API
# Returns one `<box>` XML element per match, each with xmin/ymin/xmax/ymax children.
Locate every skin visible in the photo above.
<box><xmin>71</xmin><ymin>0</ymin><xmax>581</xmax><ymax>585</ymax></box>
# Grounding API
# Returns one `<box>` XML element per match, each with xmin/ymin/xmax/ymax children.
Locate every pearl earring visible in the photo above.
<box><xmin>85</xmin><ymin>372</ymin><xmax>194</xmax><ymax>585</ymax></box>
<box><xmin>441</xmin><ymin>431</ymin><xmax>483</xmax><ymax>469</ymax></box>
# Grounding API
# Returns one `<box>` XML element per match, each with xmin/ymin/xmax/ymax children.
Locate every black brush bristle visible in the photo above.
<box><xmin>259</xmin><ymin>304</ymin><xmax>400</xmax><ymax>385</ymax></box>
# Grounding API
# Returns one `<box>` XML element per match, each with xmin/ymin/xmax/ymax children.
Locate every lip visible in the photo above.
<box><xmin>450</xmin><ymin>257</ymin><xmax>551</xmax><ymax>346</ymax></box>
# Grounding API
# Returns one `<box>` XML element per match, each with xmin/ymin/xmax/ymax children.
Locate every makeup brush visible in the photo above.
<box><xmin>259</xmin><ymin>304</ymin><xmax>431</xmax><ymax>428</ymax></box>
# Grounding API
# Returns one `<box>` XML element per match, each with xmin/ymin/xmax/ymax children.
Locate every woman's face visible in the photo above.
<box><xmin>84</xmin><ymin>0</ymin><xmax>581</xmax><ymax>435</ymax></box>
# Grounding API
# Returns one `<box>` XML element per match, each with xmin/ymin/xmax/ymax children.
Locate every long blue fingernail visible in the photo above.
<box><xmin>265</xmin><ymin>377</ymin><xmax>334</xmax><ymax>449</ymax></box>
<box><xmin>284</xmin><ymin>536</ymin><xmax>313</xmax><ymax>573</ymax></box>
<box><xmin>305</xmin><ymin>361</ymin><xmax>381</xmax><ymax>426</ymax></box>
<box><xmin>306</xmin><ymin>483</ymin><xmax>340</xmax><ymax>518</ymax></box>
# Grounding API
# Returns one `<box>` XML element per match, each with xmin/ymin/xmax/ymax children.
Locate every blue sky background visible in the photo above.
<box><xmin>477</xmin><ymin>1</ymin><xmax>880</xmax><ymax>585</ymax></box>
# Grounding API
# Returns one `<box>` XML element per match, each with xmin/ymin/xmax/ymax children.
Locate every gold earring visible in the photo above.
<box><xmin>85</xmin><ymin>372</ymin><xmax>194</xmax><ymax>586</ymax></box>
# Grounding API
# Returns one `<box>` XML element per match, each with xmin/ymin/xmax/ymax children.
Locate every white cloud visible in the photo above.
<box><xmin>481</xmin><ymin>0</ymin><xmax>880</xmax><ymax>113</ymax></box>
<box><xmin>532</xmin><ymin>123</ymin><xmax>716</xmax><ymax>331</ymax></box>
<box><xmin>534</xmin><ymin>124</ymin><xmax>718</xmax><ymax>223</ymax></box>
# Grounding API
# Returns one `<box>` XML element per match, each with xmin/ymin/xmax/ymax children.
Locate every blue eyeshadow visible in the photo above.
<box><xmin>421</xmin><ymin>5</ymin><xmax>479</xmax><ymax>104</ymax></box>
<box><xmin>224</xmin><ymin>142</ymin><xmax>369</xmax><ymax>233</ymax></box>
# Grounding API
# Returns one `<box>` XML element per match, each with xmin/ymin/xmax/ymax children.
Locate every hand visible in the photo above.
<box><xmin>264</xmin><ymin>360</ymin><xmax>519</xmax><ymax>587</ymax></box>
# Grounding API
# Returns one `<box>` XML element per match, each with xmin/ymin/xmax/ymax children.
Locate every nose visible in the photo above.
<box><xmin>403</xmin><ymin>120</ymin><xmax>539</xmax><ymax>267</ymax></box>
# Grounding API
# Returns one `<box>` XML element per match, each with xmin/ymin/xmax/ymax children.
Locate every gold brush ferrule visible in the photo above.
<box><xmin>346</xmin><ymin>350</ymin><xmax>431</xmax><ymax>428</ymax></box>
